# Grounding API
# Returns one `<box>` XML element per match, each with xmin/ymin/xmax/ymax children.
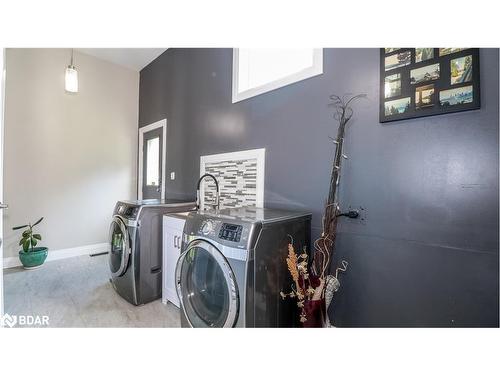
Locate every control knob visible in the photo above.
<box><xmin>201</xmin><ymin>220</ymin><xmax>214</xmax><ymax>235</ymax></box>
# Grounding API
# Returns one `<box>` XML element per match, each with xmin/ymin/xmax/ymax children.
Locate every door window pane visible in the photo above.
<box><xmin>146</xmin><ymin>137</ymin><xmax>159</xmax><ymax>186</ymax></box>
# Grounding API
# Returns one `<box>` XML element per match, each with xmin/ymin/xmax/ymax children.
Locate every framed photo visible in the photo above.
<box><xmin>415</xmin><ymin>48</ymin><xmax>434</xmax><ymax>63</ymax></box>
<box><xmin>384</xmin><ymin>51</ymin><xmax>411</xmax><ymax>71</ymax></box>
<box><xmin>410</xmin><ymin>63</ymin><xmax>440</xmax><ymax>84</ymax></box>
<box><xmin>439</xmin><ymin>85</ymin><xmax>473</xmax><ymax>106</ymax></box>
<box><xmin>415</xmin><ymin>84</ymin><xmax>435</xmax><ymax>110</ymax></box>
<box><xmin>450</xmin><ymin>55</ymin><xmax>472</xmax><ymax>84</ymax></box>
<box><xmin>384</xmin><ymin>73</ymin><xmax>401</xmax><ymax>98</ymax></box>
<box><xmin>379</xmin><ymin>48</ymin><xmax>480</xmax><ymax>122</ymax></box>
<box><xmin>384</xmin><ymin>97</ymin><xmax>411</xmax><ymax>116</ymax></box>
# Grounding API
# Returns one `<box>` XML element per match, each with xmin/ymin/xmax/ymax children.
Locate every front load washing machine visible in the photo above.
<box><xmin>109</xmin><ymin>199</ymin><xmax>195</xmax><ymax>305</ymax></box>
<box><xmin>175</xmin><ymin>207</ymin><xmax>311</xmax><ymax>327</ymax></box>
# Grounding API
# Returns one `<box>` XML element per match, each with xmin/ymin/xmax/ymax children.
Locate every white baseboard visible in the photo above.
<box><xmin>3</xmin><ymin>242</ymin><xmax>110</xmax><ymax>269</ymax></box>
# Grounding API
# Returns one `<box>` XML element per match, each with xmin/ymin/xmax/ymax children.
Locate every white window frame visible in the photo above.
<box><xmin>200</xmin><ymin>148</ymin><xmax>265</xmax><ymax>209</ymax></box>
<box><xmin>138</xmin><ymin>119</ymin><xmax>167</xmax><ymax>200</ymax></box>
<box><xmin>232</xmin><ymin>49</ymin><xmax>323</xmax><ymax>103</ymax></box>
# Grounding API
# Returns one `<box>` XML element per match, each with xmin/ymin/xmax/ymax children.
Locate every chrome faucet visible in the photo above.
<box><xmin>196</xmin><ymin>173</ymin><xmax>220</xmax><ymax>211</ymax></box>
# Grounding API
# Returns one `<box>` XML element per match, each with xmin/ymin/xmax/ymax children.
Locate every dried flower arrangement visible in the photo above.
<box><xmin>281</xmin><ymin>93</ymin><xmax>366</xmax><ymax>327</ymax></box>
<box><xmin>280</xmin><ymin>241</ymin><xmax>323</xmax><ymax>323</ymax></box>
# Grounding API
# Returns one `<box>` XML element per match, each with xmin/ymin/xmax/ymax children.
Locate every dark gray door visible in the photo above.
<box><xmin>142</xmin><ymin>127</ymin><xmax>163</xmax><ymax>199</ymax></box>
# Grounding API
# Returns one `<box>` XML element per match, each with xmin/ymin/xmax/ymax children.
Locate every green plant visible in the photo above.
<box><xmin>12</xmin><ymin>217</ymin><xmax>44</xmax><ymax>252</ymax></box>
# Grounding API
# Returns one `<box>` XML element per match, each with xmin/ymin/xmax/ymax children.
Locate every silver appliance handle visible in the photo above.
<box><xmin>0</xmin><ymin>202</ymin><xmax>8</xmax><ymax>209</ymax></box>
<box><xmin>175</xmin><ymin>250</ymin><xmax>189</xmax><ymax>324</ymax></box>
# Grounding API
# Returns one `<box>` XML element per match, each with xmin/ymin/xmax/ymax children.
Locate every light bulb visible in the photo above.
<box><xmin>65</xmin><ymin>65</ymin><xmax>78</xmax><ymax>93</ymax></box>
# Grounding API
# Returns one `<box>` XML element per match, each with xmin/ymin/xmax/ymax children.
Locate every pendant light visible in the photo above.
<box><xmin>65</xmin><ymin>49</ymin><xmax>78</xmax><ymax>93</ymax></box>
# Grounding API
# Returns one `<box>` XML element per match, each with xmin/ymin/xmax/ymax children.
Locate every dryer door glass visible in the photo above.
<box><xmin>178</xmin><ymin>240</ymin><xmax>238</xmax><ymax>327</ymax></box>
<box><xmin>109</xmin><ymin>217</ymin><xmax>130</xmax><ymax>277</ymax></box>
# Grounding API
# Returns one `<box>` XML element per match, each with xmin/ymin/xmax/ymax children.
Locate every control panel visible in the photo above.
<box><xmin>117</xmin><ymin>204</ymin><xmax>139</xmax><ymax>219</ymax></box>
<box><xmin>193</xmin><ymin>218</ymin><xmax>250</xmax><ymax>248</ymax></box>
<box><xmin>219</xmin><ymin>223</ymin><xmax>243</xmax><ymax>242</ymax></box>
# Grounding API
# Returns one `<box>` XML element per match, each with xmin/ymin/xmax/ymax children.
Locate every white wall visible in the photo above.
<box><xmin>3</xmin><ymin>49</ymin><xmax>139</xmax><ymax>259</ymax></box>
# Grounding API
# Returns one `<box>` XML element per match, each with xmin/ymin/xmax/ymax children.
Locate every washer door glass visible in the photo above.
<box><xmin>178</xmin><ymin>240</ymin><xmax>238</xmax><ymax>327</ymax></box>
<box><xmin>109</xmin><ymin>217</ymin><xmax>130</xmax><ymax>276</ymax></box>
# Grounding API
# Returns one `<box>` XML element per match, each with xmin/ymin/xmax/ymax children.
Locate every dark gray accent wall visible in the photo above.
<box><xmin>139</xmin><ymin>48</ymin><xmax>499</xmax><ymax>327</ymax></box>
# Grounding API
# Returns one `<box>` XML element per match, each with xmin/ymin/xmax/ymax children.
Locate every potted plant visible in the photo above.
<box><xmin>12</xmin><ymin>217</ymin><xmax>48</xmax><ymax>269</ymax></box>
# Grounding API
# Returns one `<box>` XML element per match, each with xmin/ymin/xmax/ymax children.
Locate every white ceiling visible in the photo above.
<box><xmin>77</xmin><ymin>48</ymin><xmax>167</xmax><ymax>71</ymax></box>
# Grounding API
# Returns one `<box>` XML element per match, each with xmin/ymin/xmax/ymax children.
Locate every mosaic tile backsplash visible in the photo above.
<box><xmin>202</xmin><ymin>158</ymin><xmax>258</xmax><ymax>209</ymax></box>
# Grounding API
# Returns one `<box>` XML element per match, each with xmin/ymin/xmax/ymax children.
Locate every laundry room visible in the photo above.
<box><xmin>2</xmin><ymin>2</ymin><xmax>500</xmax><ymax>375</ymax></box>
<box><xmin>3</xmin><ymin>15</ymin><xmax>500</xmax><ymax>334</ymax></box>
<box><xmin>1</xmin><ymin>46</ymin><xmax>497</xmax><ymax>331</ymax></box>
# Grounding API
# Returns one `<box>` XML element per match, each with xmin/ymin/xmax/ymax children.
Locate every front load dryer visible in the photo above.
<box><xmin>175</xmin><ymin>207</ymin><xmax>311</xmax><ymax>327</ymax></box>
<box><xmin>109</xmin><ymin>199</ymin><xmax>195</xmax><ymax>305</ymax></box>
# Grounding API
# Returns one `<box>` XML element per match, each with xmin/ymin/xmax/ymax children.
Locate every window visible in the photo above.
<box><xmin>232</xmin><ymin>48</ymin><xmax>323</xmax><ymax>103</ymax></box>
<box><xmin>146</xmin><ymin>137</ymin><xmax>159</xmax><ymax>186</ymax></box>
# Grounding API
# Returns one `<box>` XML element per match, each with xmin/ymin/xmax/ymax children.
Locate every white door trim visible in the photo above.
<box><xmin>0</xmin><ymin>48</ymin><xmax>6</xmax><ymax>319</ymax></box>
<box><xmin>138</xmin><ymin>119</ymin><xmax>167</xmax><ymax>200</ymax></box>
<box><xmin>200</xmin><ymin>148</ymin><xmax>265</xmax><ymax>209</ymax></box>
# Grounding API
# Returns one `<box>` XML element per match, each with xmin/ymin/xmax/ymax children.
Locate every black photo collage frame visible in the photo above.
<box><xmin>379</xmin><ymin>48</ymin><xmax>480</xmax><ymax>123</ymax></box>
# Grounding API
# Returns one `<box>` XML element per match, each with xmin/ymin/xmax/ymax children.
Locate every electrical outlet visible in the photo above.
<box><xmin>347</xmin><ymin>205</ymin><xmax>367</xmax><ymax>225</ymax></box>
<box><xmin>170</xmin><ymin>172</ymin><xmax>175</xmax><ymax>180</ymax></box>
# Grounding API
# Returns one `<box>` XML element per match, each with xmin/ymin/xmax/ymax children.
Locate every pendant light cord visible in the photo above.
<box><xmin>70</xmin><ymin>48</ymin><xmax>74</xmax><ymax>67</ymax></box>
